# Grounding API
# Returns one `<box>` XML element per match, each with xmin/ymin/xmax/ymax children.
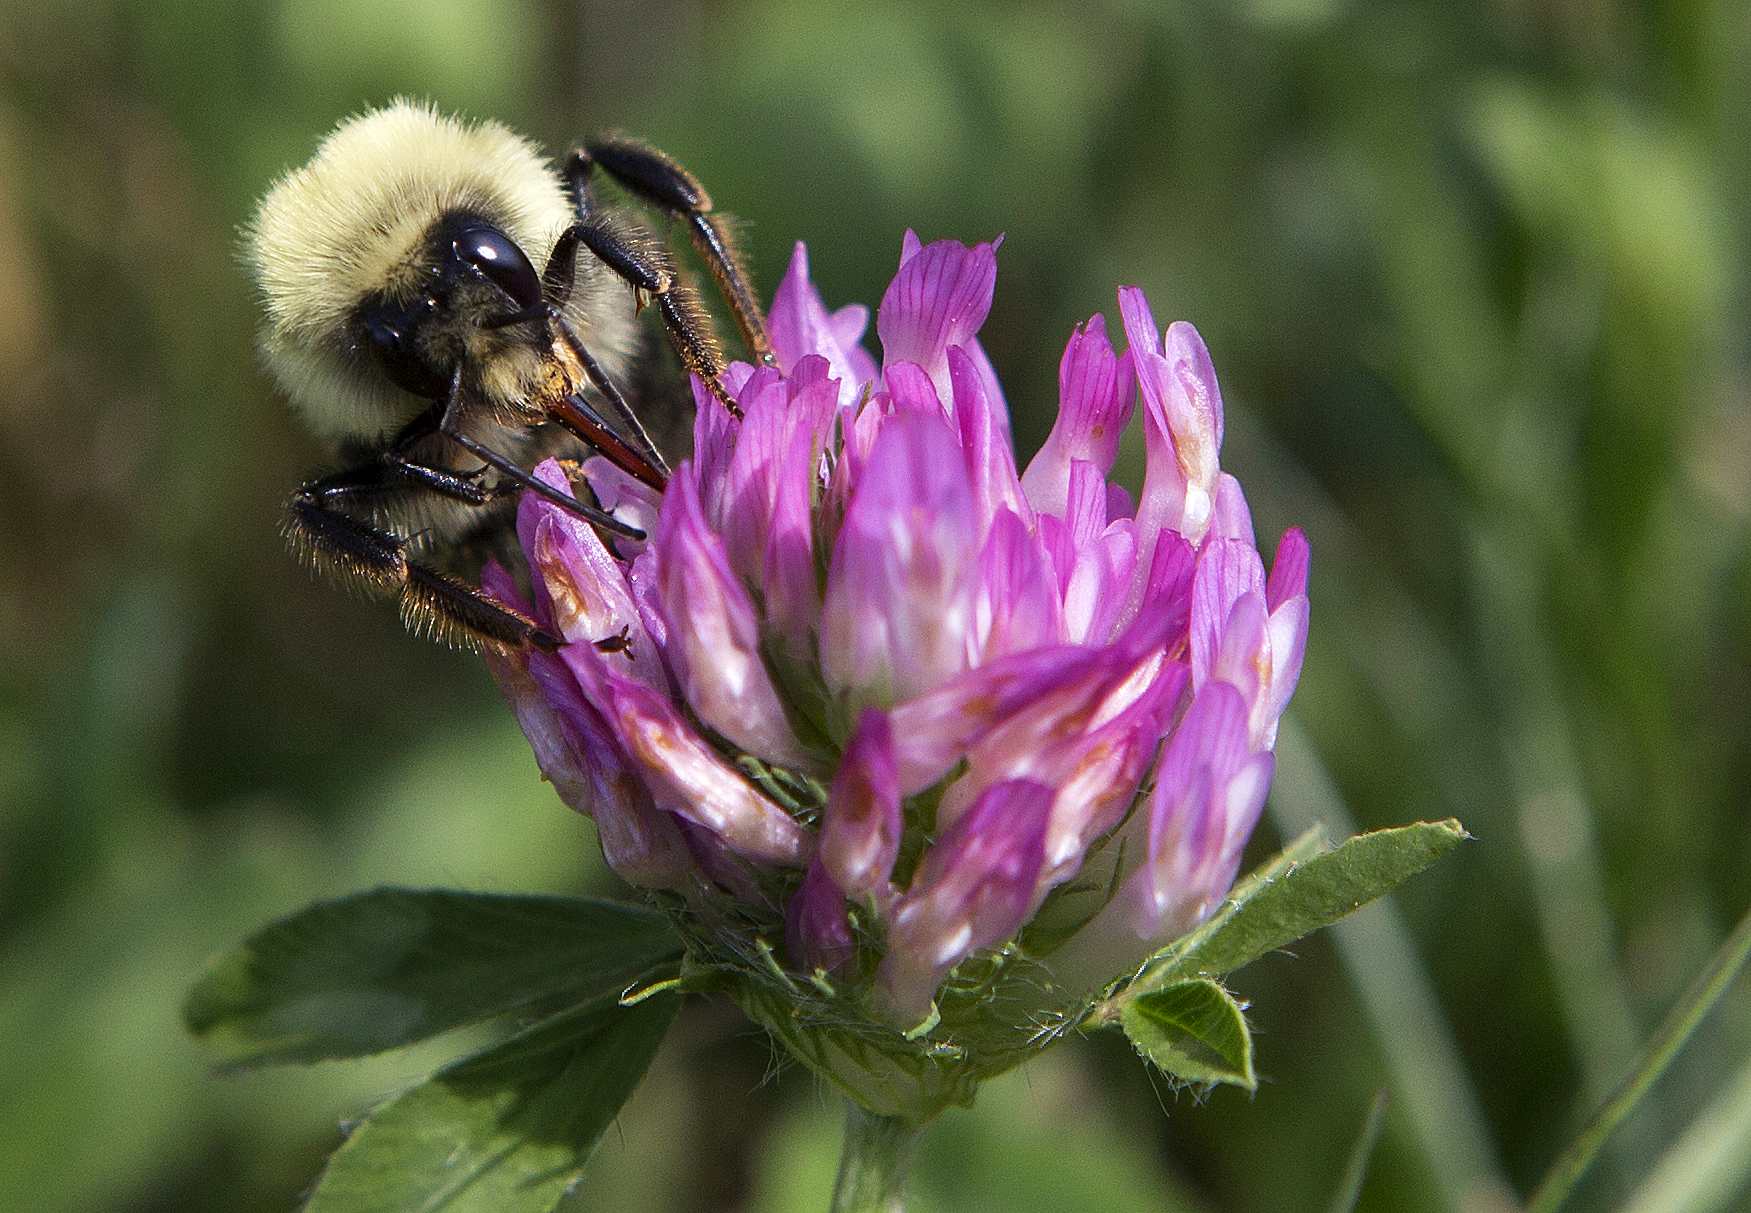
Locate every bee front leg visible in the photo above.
<box><xmin>570</xmin><ymin>138</ymin><xmax>777</xmax><ymax>371</ymax></box>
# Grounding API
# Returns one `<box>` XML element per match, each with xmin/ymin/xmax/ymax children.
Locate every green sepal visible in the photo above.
<box><xmin>1120</xmin><ymin>977</ymin><xmax>1255</xmax><ymax>1091</ymax></box>
<box><xmin>302</xmin><ymin>989</ymin><xmax>680</xmax><ymax>1213</ymax></box>
<box><xmin>183</xmin><ymin>888</ymin><xmax>682</xmax><ymax>1067</ymax></box>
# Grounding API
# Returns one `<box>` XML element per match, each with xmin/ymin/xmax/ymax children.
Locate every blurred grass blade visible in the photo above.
<box><xmin>1529</xmin><ymin>900</ymin><xmax>1751</xmax><ymax>1213</ymax></box>
<box><xmin>1616</xmin><ymin>1048</ymin><xmax>1751</xmax><ymax>1213</ymax></box>
<box><xmin>305</xmin><ymin>990</ymin><xmax>680</xmax><ymax>1213</ymax></box>
<box><xmin>183</xmin><ymin>888</ymin><xmax>682</xmax><ymax>1067</ymax></box>
<box><xmin>1272</xmin><ymin>714</ymin><xmax>1517</xmax><ymax>1213</ymax></box>
<box><xmin>1327</xmin><ymin>1089</ymin><xmax>1390</xmax><ymax>1213</ymax></box>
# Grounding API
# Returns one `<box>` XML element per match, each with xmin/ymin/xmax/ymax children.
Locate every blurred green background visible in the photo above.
<box><xmin>1</xmin><ymin>0</ymin><xmax>1749</xmax><ymax>1210</ymax></box>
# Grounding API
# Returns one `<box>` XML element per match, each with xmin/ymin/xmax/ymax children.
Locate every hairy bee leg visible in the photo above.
<box><xmin>430</xmin><ymin>369</ymin><xmax>646</xmax><ymax>540</ymax></box>
<box><xmin>573</xmin><ymin>138</ymin><xmax>777</xmax><ymax>370</ymax></box>
<box><xmin>541</xmin><ymin>225</ymin><xmax>671</xmax><ymax>485</ymax></box>
<box><xmin>551</xmin><ymin>167</ymin><xmax>743</xmax><ymax>418</ymax></box>
<box><xmin>284</xmin><ymin>487</ymin><xmax>560</xmax><ymax>652</ymax></box>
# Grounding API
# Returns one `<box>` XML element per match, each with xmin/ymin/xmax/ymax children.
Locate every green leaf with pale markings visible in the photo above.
<box><xmin>1122</xmin><ymin>977</ymin><xmax>1255</xmax><ymax>1090</ymax></box>
<box><xmin>1141</xmin><ymin>819</ymin><xmax>1466</xmax><ymax>990</ymax></box>
<box><xmin>304</xmin><ymin>990</ymin><xmax>679</xmax><ymax>1213</ymax></box>
<box><xmin>183</xmin><ymin>888</ymin><xmax>681</xmax><ymax>1067</ymax></box>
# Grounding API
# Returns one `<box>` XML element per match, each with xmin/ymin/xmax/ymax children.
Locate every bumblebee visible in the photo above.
<box><xmin>246</xmin><ymin>101</ymin><xmax>771</xmax><ymax>651</ymax></box>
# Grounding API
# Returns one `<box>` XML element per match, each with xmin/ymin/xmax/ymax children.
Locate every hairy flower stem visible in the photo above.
<box><xmin>830</xmin><ymin>1102</ymin><xmax>919</xmax><ymax>1213</ymax></box>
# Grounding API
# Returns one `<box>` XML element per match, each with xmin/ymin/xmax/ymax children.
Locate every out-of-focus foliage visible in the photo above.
<box><xmin>0</xmin><ymin>1</ymin><xmax>1746</xmax><ymax>1211</ymax></box>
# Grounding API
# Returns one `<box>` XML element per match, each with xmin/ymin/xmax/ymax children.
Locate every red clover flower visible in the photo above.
<box><xmin>483</xmin><ymin>233</ymin><xmax>1309</xmax><ymax>1119</ymax></box>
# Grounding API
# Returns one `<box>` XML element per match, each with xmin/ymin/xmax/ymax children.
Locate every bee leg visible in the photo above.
<box><xmin>571</xmin><ymin>139</ymin><xmax>777</xmax><ymax>372</ymax></box>
<box><xmin>283</xmin><ymin>477</ymin><xmax>560</xmax><ymax>652</ymax></box>
<box><xmin>541</xmin><ymin>225</ymin><xmax>672</xmax><ymax>485</ymax></box>
<box><xmin>545</xmin><ymin>203</ymin><xmax>742</xmax><ymax>419</ymax></box>
<box><xmin>430</xmin><ymin>369</ymin><xmax>647</xmax><ymax>541</ymax></box>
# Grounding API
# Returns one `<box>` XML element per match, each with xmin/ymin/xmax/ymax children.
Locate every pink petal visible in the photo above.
<box><xmin>1189</xmin><ymin>538</ymin><xmax>1267</xmax><ymax>689</ymax></box>
<box><xmin>876</xmin><ymin>237</ymin><xmax>999</xmax><ymax>409</ymax></box>
<box><xmin>973</xmin><ymin>508</ymin><xmax>1064</xmax><ymax>660</ymax></box>
<box><xmin>518</xmin><ymin>460</ymin><xmax>666</xmax><ymax>692</ymax></box>
<box><xmin>818</xmin><ymin>710</ymin><xmax>902</xmax><ymax>899</ymax></box>
<box><xmin>1267</xmin><ymin>528</ymin><xmax>1311</xmax><ymax>612</ymax></box>
<box><xmin>763</xmin><ymin>419</ymin><xmax>824</xmax><ymax>665</ymax></box>
<box><xmin>1020</xmin><ymin>314</ymin><xmax>1137</xmax><ymax>519</ymax></box>
<box><xmin>721</xmin><ymin>356</ymin><xmax>838</xmax><ymax>584</ymax></box>
<box><xmin>1209</xmin><ymin>473</ymin><xmax>1255</xmax><ymax>546</ymax></box>
<box><xmin>652</xmin><ymin>470</ymin><xmax>812</xmax><ymax>769</ymax></box>
<box><xmin>1131</xmin><ymin>680</ymin><xmax>1275</xmax><ymax>940</ymax></box>
<box><xmin>580</xmin><ymin>455</ymin><xmax>662</xmax><ymax>559</ymax></box>
<box><xmin>886</xmin><ymin>643</ymin><xmax>1100</xmax><ymax>794</ymax></box>
<box><xmin>820</xmin><ymin>410</ymin><xmax>980</xmax><ymax>713</ymax></box>
<box><xmin>523</xmin><ymin>649</ymin><xmax>695</xmax><ymax>889</ymax></box>
<box><xmin>950</xmin><ymin>344</ymin><xmax>1031</xmax><ymax>536</ymax></box>
<box><xmin>1062</xmin><ymin>520</ymin><xmax>1137</xmax><ymax>646</ymax></box>
<box><xmin>786</xmin><ymin>861</ymin><xmax>857</xmax><ymax>976</ymax></box>
<box><xmin>768</xmin><ymin>243</ymin><xmax>878</xmax><ymax>402</ymax></box>
<box><xmin>568</xmin><ymin>653</ymin><xmax>811</xmax><ymax>867</ymax></box>
<box><xmin>876</xmin><ymin>778</ymin><xmax>1051</xmax><ymax>1026</ymax></box>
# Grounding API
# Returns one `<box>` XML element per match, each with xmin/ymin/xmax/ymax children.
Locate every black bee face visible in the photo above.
<box><xmin>356</xmin><ymin>215</ymin><xmax>551</xmax><ymax>402</ymax></box>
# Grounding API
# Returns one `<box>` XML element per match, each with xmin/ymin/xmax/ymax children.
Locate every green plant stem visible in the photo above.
<box><xmin>1527</xmin><ymin>898</ymin><xmax>1751</xmax><ymax>1213</ymax></box>
<box><xmin>1327</xmin><ymin>1089</ymin><xmax>1391</xmax><ymax>1213</ymax></box>
<box><xmin>830</xmin><ymin>1102</ymin><xmax>920</xmax><ymax>1213</ymax></box>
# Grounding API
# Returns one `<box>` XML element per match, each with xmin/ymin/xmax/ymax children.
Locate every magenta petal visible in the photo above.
<box><xmin>518</xmin><ymin>461</ymin><xmax>666</xmax><ymax>691</ymax></box>
<box><xmin>974</xmin><ymin>508</ymin><xmax>1063</xmax><ymax>659</ymax></box>
<box><xmin>1020</xmin><ymin>315</ymin><xmax>1137</xmax><ymax>519</ymax></box>
<box><xmin>1063</xmin><ymin>521</ymin><xmax>1137</xmax><ymax>646</ymax></box>
<box><xmin>653</xmin><ymin>471</ymin><xmax>811</xmax><ymax>769</ymax></box>
<box><xmin>1164</xmin><ymin>319</ymin><xmax>1225</xmax><ymax>453</ymax></box>
<box><xmin>690</xmin><ymin>376</ymin><xmax>741</xmax><ymax>527</ymax></box>
<box><xmin>877</xmin><ymin>778</ymin><xmax>1051</xmax><ymax>1026</ymax></box>
<box><xmin>950</xmin><ymin>344</ymin><xmax>1030</xmax><ymax>535</ymax></box>
<box><xmin>722</xmin><ymin>357</ymin><xmax>838</xmax><ymax>584</ymax></box>
<box><xmin>1189</xmin><ymin>538</ymin><xmax>1268</xmax><ymax>689</ymax></box>
<box><xmin>877</xmin><ymin>237</ymin><xmax>999</xmax><ymax>407</ymax></box>
<box><xmin>523</xmin><ymin>650</ymin><xmax>695</xmax><ymax>889</ymax></box>
<box><xmin>568</xmin><ymin>653</ymin><xmax>811</xmax><ymax>867</ymax></box>
<box><xmin>1259</xmin><ymin>594</ymin><xmax>1309</xmax><ymax>748</ymax></box>
<box><xmin>883</xmin><ymin>358</ymin><xmax>949</xmax><ymax>422</ymax></box>
<box><xmin>786</xmin><ymin>861</ymin><xmax>857</xmax><ymax>975</ymax></box>
<box><xmin>821</xmin><ymin>410</ymin><xmax>980</xmax><ymax>712</ymax></box>
<box><xmin>763</xmin><ymin>420</ymin><xmax>823</xmax><ymax>665</ymax></box>
<box><xmin>1131</xmin><ymin>681</ymin><xmax>1274</xmax><ymax>941</ymax></box>
<box><xmin>1209</xmin><ymin>592</ymin><xmax>1268</xmax><ymax>707</ymax></box>
<box><xmin>1267</xmin><ymin>528</ymin><xmax>1311</xmax><ymax>611</ymax></box>
<box><xmin>1038</xmin><ymin>659</ymin><xmax>1190</xmax><ymax>892</ymax></box>
<box><xmin>769</xmin><ymin>243</ymin><xmax>878</xmax><ymax>401</ymax></box>
<box><xmin>581</xmin><ymin>456</ymin><xmax>662</xmax><ymax>558</ymax></box>
<box><xmin>886</xmin><ymin>644</ymin><xmax>1100</xmax><ymax>794</ymax></box>
<box><xmin>1119</xmin><ymin>292</ymin><xmax>1191</xmax><ymax>619</ymax></box>
<box><xmin>1209</xmin><ymin>473</ymin><xmax>1255</xmax><ymax>545</ymax></box>
<box><xmin>819</xmin><ymin>709</ymin><xmax>902</xmax><ymax>899</ymax></box>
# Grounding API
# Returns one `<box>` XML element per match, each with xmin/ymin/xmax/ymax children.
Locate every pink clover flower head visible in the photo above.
<box><xmin>485</xmin><ymin>233</ymin><xmax>1308</xmax><ymax>1111</ymax></box>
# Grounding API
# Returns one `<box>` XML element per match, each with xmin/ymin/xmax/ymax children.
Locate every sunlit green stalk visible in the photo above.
<box><xmin>1327</xmin><ymin>1089</ymin><xmax>1391</xmax><ymax>1213</ymax></box>
<box><xmin>1528</xmin><ymin>900</ymin><xmax>1751</xmax><ymax>1213</ymax></box>
<box><xmin>830</xmin><ymin>1102</ymin><xmax>919</xmax><ymax>1213</ymax></box>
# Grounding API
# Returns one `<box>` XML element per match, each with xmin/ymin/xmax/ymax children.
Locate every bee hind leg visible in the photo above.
<box><xmin>284</xmin><ymin>482</ymin><xmax>561</xmax><ymax>653</ymax></box>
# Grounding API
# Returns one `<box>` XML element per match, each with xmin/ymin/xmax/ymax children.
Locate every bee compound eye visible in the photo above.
<box><xmin>453</xmin><ymin>225</ymin><xmax>545</xmax><ymax>312</ymax></box>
